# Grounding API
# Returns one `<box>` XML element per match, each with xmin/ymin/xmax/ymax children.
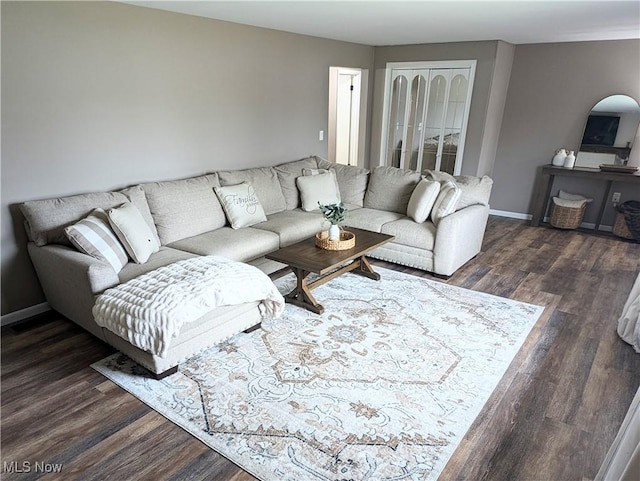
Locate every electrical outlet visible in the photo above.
<box><xmin>612</xmin><ymin>192</ymin><xmax>621</xmax><ymax>203</ymax></box>
<box><xmin>319</xmin><ymin>130</ymin><xmax>324</xmax><ymax>141</ymax></box>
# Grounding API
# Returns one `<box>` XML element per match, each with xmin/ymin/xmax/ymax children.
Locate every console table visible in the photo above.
<box><xmin>531</xmin><ymin>165</ymin><xmax>640</xmax><ymax>230</ymax></box>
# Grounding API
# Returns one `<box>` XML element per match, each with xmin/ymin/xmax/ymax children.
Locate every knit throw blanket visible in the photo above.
<box><xmin>92</xmin><ymin>256</ymin><xmax>285</xmax><ymax>357</ymax></box>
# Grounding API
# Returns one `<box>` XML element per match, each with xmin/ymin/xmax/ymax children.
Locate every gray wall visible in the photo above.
<box><xmin>492</xmin><ymin>39</ymin><xmax>640</xmax><ymax>224</ymax></box>
<box><xmin>369</xmin><ymin>40</ymin><xmax>513</xmax><ymax>177</ymax></box>
<box><xmin>1</xmin><ymin>1</ymin><xmax>374</xmax><ymax>315</ymax></box>
<box><xmin>3</xmin><ymin>2</ymin><xmax>638</xmax><ymax>318</ymax></box>
<box><xmin>477</xmin><ymin>41</ymin><xmax>514</xmax><ymax>177</ymax></box>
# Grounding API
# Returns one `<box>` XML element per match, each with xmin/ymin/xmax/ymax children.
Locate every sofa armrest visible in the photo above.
<box><xmin>27</xmin><ymin>243</ymin><xmax>119</xmax><ymax>338</ymax></box>
<box><xmin>433</xmin><ymin>204</ymin><xmax>490</xmax><ymax>276</ymax></box>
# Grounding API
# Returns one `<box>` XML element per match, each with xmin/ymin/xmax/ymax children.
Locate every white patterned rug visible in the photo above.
<box><xmin>92</xmin><ymin>267</ymin><xmax>543</xmax><ymax>481</ymax></box>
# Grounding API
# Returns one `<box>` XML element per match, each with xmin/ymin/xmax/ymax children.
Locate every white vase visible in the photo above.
<box><xmin>552</xmin><ymin>149</ymin><xmax>567</xmax><ymax>166</ymax></box>
<box><xmin>563</xmin><ymin>150</ymin><xmax>576</xmax><ymax>169</ymax></box>
<box><xmin>329</xmin><ymin>224</ymin><xmax>340</xmax><ymax>241</ymax></box>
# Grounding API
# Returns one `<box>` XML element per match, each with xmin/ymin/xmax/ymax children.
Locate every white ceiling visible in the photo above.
<box><xmin>119</xmin><ymin>1</ymin><xmax>640</xmax><ymax>46</ymax></box>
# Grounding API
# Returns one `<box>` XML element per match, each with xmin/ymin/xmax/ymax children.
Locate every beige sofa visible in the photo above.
<box><xmin>21</xmin><ymin>156</ymin><xmax>492</xmax><ymax>376</ymax></box>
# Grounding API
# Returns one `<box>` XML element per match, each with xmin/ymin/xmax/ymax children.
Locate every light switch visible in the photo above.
<box><xmin>319</xmin><ymin>130</ymin><xmax>324</xmax><ymax>141</ymax></box>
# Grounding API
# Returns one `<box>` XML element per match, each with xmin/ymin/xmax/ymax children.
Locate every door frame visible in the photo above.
<box><xmin>328</xmin><ymin>67</ymin><xmax>368</xmax><ymax>166</ymax></box>
<box><xmin>378</xmin><ymin>60</ymin><xmax>477</xmax><ymax>174</ymax></box>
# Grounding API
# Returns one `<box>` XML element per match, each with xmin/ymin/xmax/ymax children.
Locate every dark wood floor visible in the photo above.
<box><xmin>2</xmin><ymin>216</ymin><xmax>639</xmax><ymax>481</ymax></box>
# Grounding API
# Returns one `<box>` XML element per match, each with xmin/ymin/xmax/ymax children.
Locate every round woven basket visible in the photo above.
<box><xmin>315</xmin><ymin>230</ymin><xmax>356</xmax><ymax>251</ymax></box>
<box><xmin>549</xmin><ymin>202</ymin><xmax>586</xmax><ymax>230</ymax></box>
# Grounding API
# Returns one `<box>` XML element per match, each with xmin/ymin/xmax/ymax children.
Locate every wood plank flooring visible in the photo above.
<box><xmin>2</xmin><ymin>217</ymin><xmax>639</xmax><ymax>480</ymax></box>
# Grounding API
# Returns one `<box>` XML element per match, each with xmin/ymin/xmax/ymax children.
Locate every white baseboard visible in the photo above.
<box><xmin>490</xmin><ymin>210</ymin><xmax>615</xmax><ymax>232</ymax></box>
<box><xmin>1</xmin><ymin>302</ymin><xmax>51</xmax><ymax>327</ymax></box>
<box><xmin>489</xmin><ymin>209</ymin><xmax>532</xmax><ymax>221</ymax></box>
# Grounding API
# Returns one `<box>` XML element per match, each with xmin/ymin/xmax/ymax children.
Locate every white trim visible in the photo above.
<box><xmin>490</xmin><ymin>209</ymin><xmax>533</xmax><ymax>221</ymax></box>
<box><xmin>1</xmin><ymin>302</ymin><xmax>50</xmax><ymax>327</ymax></box>
<box><xmin>385</xmin><ymin>60</ymin><xmax>480</xmax><ymax>70</ymax></box>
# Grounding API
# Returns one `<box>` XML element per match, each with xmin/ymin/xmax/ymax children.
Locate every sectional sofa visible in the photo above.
<box><xmin>20</xmin><ymin>156</ymin><xmax>492</xmax><ymax>376</ymax></box>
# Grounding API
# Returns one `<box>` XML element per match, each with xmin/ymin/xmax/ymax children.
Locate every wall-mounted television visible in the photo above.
<box><xmin>581</xmin><ymin>115</ymin><xmax>620</xmax><ymax>146</ymax></box>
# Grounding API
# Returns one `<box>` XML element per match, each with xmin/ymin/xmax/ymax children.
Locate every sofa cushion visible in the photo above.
<box><xmin>343</xmin><ymin>208</ymin><xmax>405</xmax><ymax>233</ymax></box>
<box><xmin>407</xmin><ymin>179</ymin><xmax>440</xmax><ymax>223</ymax></box>
<box><xmin>423</xmin><ymin>169</ymin><xmax>456</xmax><ymax>183</ymax></box>
<box><xmin>424</xmin><ymin>170</ymin><xmax>493</xmax><ymax>210</ymax></box>
<box><xmin>364</xmin><ymin>166</ymin><xmax>421</xmax><ymax>214</ymax></box>
<box><xmin>252</xmin><ymin>209</ymin><xmax>325</xmax><ymax>247</ymax></box>
<box><xmin>168</xmin><ymin>227</ymin><xmax>280</xmax><ymax>262</ymax></box>
<box><xmin>118</xmin><ymin>246</ymin><xmax>197</xmax><ymax>284</ymax></box>
<box><xmin>316</xmin><ymin>157</ymin><xmax>369</xmax><ymax>206</ymax></box>
<box><xmin>141</xmin><ymin>174</ymin><xmax>225</xmax><ymax>245</ymax></box>
<box><xmin>381</xmin><ymin>218</ymin><xmax>437</xmax><ymax>251</ymax></box>
<box><xmin>218</xmin><ymin>167</ymin><xmax>287</xmax><ymax>215</ymax></box>
<box><xmin>296</xmin><ymin>171</ymin><xmax>341</xmax><ymax>212</ymax></box>
<box><xmin>431</xmin><ymin>180</ymin><xmax>462</xmax><ymax>226</ymax></box>
<box><xmin>107</xmin><ymin>202</ymin><xmax>160</xmax><ymax>264</ymax></box>
<box><xmin>64</xmin><ymin>209</ymin><xmax>129</xmax><ymax>272</ymax></box>
<box><xmin>214</xmin><ymin>183</ymin><xmax>267</xmax><ymax>229</ymax></box>
<box><xmin>274</xmin><ymin>157</ymin><xmax>319</xmax><ymax>210</ymax></box>
<box><xmin>453</xmin><ymin>175</ymin><xmax>493</xmax><ymax>209</ymax></box>
<box><xmin>21</xmin><ymin>191</ymin><xmax>131</xmax><ymax>247</ymax></box>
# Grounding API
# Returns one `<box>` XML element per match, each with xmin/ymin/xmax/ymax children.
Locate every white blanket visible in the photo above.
<box><xmin>93</xmin><ymin>256</ymin><xmax>285</xmax><ymax>357</ymax></box>
<box><xmin>618</xmin><ymin>272</ymin><xmax>640</xmax><ymax>353</ymax></box>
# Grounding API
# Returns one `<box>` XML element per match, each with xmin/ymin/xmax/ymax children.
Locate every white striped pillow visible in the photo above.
<box><xmin>64</xmin><ymin>209</ymin><xmax>129</xmax><ymax>272</ymax></box>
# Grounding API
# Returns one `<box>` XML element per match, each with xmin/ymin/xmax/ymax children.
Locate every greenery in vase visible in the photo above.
<box><xmin>318</xmin><ymin>202</ymin><xmax>347</xmax><ymax>225</ymax></box>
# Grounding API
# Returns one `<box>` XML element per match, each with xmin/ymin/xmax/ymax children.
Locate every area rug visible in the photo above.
<box><xmin>92</xmin><ymin>267</ymin><xmax>544</xmax><ymax>481</ymax></box>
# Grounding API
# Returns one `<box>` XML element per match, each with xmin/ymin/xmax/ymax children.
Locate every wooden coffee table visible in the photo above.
<box><xmin>266</xmin><ymin>227</ymin><xmax>394</xmax><ymax>314</ymax></box>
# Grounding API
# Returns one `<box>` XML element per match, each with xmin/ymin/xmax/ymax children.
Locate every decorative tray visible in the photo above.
<box><xmin>599</xmin><ymin>164</ymin><xmax>639</xmax><ymax>174</ymax></box>
<box><xmin>315</xmin><ymin>230</ymin><xmax>356</xmax><ymax>251</ymax></box>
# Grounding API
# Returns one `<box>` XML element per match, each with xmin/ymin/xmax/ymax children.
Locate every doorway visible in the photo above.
<box><xmin>329</xmin><ymin>67</ymin><xmax>363</xmax><ymax>166</ymax></box>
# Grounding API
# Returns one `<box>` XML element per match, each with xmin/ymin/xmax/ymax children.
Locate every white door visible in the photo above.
<box><xmin>330</xmin><ymin>68</ymin><xmax>361</xmax><ymax>166</ymax></box>
<box><xmin>381</xmin><ymin>61</ymin><xmax>475</xmax><ymax>175</ymax></box>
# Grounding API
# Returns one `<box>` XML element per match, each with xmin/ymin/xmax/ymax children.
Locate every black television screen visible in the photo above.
<box><xmin>581</xmin><ymin>115</ymin><xmax>620</xmax><ymax>146</ymax></box>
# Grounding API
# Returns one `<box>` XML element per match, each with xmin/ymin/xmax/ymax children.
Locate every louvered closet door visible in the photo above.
<box><xmin>383</xmin><ymin>65</ymin><xmax>472</xmax><ymax>175</ymax></box>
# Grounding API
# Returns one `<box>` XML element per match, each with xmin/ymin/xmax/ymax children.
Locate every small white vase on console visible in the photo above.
<box><xmin>329</xmin><ymin>224</ymin><xmax>340</xmax><ymax>241</ymax></box>
<box><xmin>552</xmin><ymin>149</ymin><xmax>567</xmax><ymax>166</ymax></box>
<box><xmin>563</xmin><ymin>150</ymin><xmax>576</xmax><ymax>169</ymax></box>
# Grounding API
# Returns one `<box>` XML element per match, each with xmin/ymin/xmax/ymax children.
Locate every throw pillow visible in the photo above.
<box><xmin>407</xmin><ymin>179</ymin><xmax>441</xmax><ymax>223</ymax></box>
<box><xmin>108</xmin><ymin>202</ymin><xmax>160</xmax><ymax>264</ymax></box>
<box><xmin>218</xmin><ymin>167</ymin><xmax>287</xmax><ymax>215</ymax></box>
<box><xmin>296</xmin><ymin>171</ymin><xmax>341</xmax><ymax>212</ymax></box>
<box><xmin>214</xmin><ymin>182</ymin><xmax>267</xmax><ymax>229</ymax></box>
<box><xmin>302</xmin><ymin>167</ymin><xmax>342</xmax><ymax>196</ymax></box>
<box><xmin>431</xmin><ymin>180</ymin><xmax>462</xmax><ymax>226</ymax></box>
<box><xmin>64</xmin><ymin>209</ymin><xmax>129</xmax><ymax>272</ymax></box>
